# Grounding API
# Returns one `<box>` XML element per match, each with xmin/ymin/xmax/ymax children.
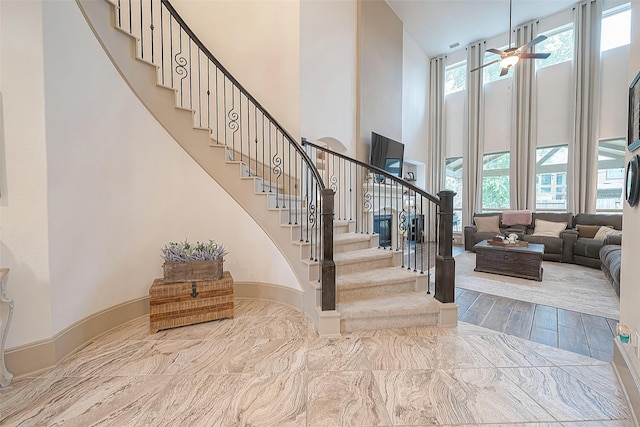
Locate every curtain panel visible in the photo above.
<box><xmin>569</xmin><ymin>0</ymin><xmax>602</xmax><ymax>214</ymax></box>
<box><xmin>429</xmin><ymin>56</ymin><xmax>446</xmax><ymax>194</ymax></box>
<box><xmin>463</xmin><ymin>42</ymin><xmax>485</xmax><ymax>232</ymax></box>
<box><xmin>428</xmin><ymin>56</ymin><xmax>446</xmax><ymax>238</ymax></box>
<box><xmin>511</xmin><ymin>21</ymin><xmax>539</xmax><ymax>210</ymax></box>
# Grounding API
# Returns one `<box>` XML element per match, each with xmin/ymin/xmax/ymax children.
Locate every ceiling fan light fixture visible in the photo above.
<box><xmin>501</xmin><ymin>55</ymin><xmax>519</xmax><ymax>68</ymax></box>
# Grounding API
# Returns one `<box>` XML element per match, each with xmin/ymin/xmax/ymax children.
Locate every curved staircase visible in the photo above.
<box><xmin>76</xmin><ymin>0</ymin><xmax>456</xmax><ymax>335</ymax></box>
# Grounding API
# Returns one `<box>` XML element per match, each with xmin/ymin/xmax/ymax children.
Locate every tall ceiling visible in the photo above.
<box><xmin>386</xmin><ymin>0</ymin><xmax>578</xmax><ymax>58</ymax></box>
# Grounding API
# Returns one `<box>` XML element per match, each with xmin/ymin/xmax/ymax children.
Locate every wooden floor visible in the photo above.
<box><xmin>412</xmin><ymin>243</ymin><xmax>618</xmax><ymax>362</ymax></box>
<box><xmin>456</xmin><ymin>285</ymin><xmax>618</xmax><ymax>362</ymax></box>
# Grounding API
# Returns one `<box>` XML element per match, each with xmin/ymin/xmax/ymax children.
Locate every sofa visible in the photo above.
<box><xmin>464</xmin><ymin>212</ymin><xmax>575</xmax><ymax>262</ymax></box>
<box><xmin>464</xmin><ymin>211</ymin><xmax>622</xmax><ymax>266</ymax></box>
<box><xmin>565</xmin><ymin>213</ymin><xmax>622</xmax><ymax>268</ymax></box>
<box><xmin>600</xmin><ymin>244</ymin><xmax>621</xmax><ymax>297</ymax></box>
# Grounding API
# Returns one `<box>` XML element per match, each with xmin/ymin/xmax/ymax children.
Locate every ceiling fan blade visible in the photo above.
<box><xmin>487</xmin><ymin>48</ymin><xmax>506</xmax><ymax>56</ymax></box>
<box><xmin>519</xmin><ymin>52</ymin><xmax>551</xmax><ymax>59</ymax></box>
<box><xmin>470</xmin><ymin>59</ymin><xmax>501</xmax><ymax>72</ymax></box>
<box><xmin>517</xmin><ymin>35</ymin><xmax>547</xmax><ymax>53</ymax></box>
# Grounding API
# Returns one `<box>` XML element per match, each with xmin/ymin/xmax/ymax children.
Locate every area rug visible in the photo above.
<box><xmin>454</xmin><ymin>252</ymin><xmax>619</xmax><ymax>319</ymax></box>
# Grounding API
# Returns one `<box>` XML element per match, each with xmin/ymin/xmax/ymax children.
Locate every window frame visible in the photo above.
<box><xmin>481</xmin><ymin>151</ymin><xmax>511</xmax><ymax>211</ymax></box>
<box><xmin>444</xmin><ymin>61</ymin><xmax>467</xmax><ymax>96</ymax></box>
<box><xmin>596</xmin><ymin>138</ymin><xmax>626</xmax><ymax>212</ymax></box>
<box><xmin>535</xmin><ymin>145</ymin><xmax>568</xmax><ymax>212</ymax></box>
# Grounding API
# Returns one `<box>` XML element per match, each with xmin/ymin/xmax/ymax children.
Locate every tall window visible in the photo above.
<box><xmin>536</xmin><ymin>26</ymin><xmax>573</xmax><ymax>70</ymax></box>
<box><xmin>445</xmin><ymin>62</ymin><xmax>466</xmax><ymax>95</ymax></box>
<box><xmin>445</xmin><ymin>157</ymin><xmax>463</xmax><ymax>233</ymax></box>
<box><xmin>482</xmin><ymin>152</ymin><xmax>510</xmax><ymax>210</ymax></box>
<box><xmin>535</xmin><ymin>146</ymin><xmax>568</xmax><ymax>211</ymax></box>
<box><xmin>483</xmin><ymin>47</ymin><xmax>509</xmax><ymax>84</ymax></box>
<box><xmin>597</xmin><ymin>138</ymin><xmax>625</xmax><ymax>211</ymax></box>
<box><xmin>601</xmin><ymin>5</ymin><xmax>631</xmax><ymax>52</ymax></box>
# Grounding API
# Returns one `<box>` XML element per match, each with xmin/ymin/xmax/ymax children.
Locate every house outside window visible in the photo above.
<box><xmin>597</xmin><ymin>138</ymin><xmax>625</xmax><ymax>211</ymax></box>
<box><xmin>535</xmin><ymin>145</ymin><xmax>568</xmax><ymax>211</ymax></box>
<box><xmin>445</xmin><ymin>157</ymin><xmax>463</xmax><ymax>233</ymax></box>
<box><xmin>482</xmin><ymin>152</ymin><xmax>510</xmax><ymax>210</ymax></box>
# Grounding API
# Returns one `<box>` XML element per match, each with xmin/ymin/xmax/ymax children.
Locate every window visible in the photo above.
<box><xmin>601</xmin><ymin>6</ymin><xmax>631</xmax><ymax>52</ymax></box>
<box><xmin>597</xmin><ymin>138</ymin><xmax>625</xmax><ymax>211</ymax></box>
<box><xmin>483</xmin><ymin>47</ymin><xmax>510</xmax><ymax>84</ymax></box>
<box><xmin>445</xmin><ymin>157</ymin><xmax>463</xmax><ymax>233</ymax></box>
<box><xmin>536</xmin><ymin>26</ymin><xmax>573</xmax><ymax>70</ymax></box>
<box><xmin>445</xmin><ymin>62</ymin><xmax>466</xmax><ymax>95</ymax></box>
<box><xmin>535</xmin><ymin>145</ymin><xmax>568</xmax><ymax>211</ymax></box>
<box><xmin>482</xmin><ymin>152</ymin><xmax>510</xmax><ymax>210</ymax></box>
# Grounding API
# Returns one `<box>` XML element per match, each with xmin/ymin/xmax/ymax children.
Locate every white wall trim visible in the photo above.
<box><xmin>613</xmin><ymin>339</ymin><xmax>640</xmax><ymax>426</ymax></box>
<box><xmin>5</xmin><ymin>281</ymin><xmax>307</xmax><ymax>379</ymax></box>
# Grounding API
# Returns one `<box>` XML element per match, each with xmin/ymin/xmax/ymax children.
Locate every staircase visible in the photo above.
<box><xmin>76</xmin><ymin>0</ymin><xmax>456</xmax><ymax>335</ymax></box>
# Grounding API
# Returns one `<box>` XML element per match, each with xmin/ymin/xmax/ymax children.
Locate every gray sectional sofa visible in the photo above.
<box><xmin>464</xmin><ymin>211</ymin><xmax>622</xmax><ymax>294</ymax></box>
<box><xmin>464</xmin><ymin>212</ymin><xmax>575</xmax><ymax>262</ymax></box>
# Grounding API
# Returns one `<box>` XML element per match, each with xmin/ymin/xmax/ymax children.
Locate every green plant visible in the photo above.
<box><xmin>161</xmin><ymin>239</ymin><xmax>228</xmax><ymax>263</ymax></box>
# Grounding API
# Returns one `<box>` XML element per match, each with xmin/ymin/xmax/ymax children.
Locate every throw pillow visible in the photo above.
<box><xmin>593</xmin><ymin>226</ymin><xmax>622</xmax><ymax>241</ymax></box>
<box><xmin>576</xmin><ymin>224</ymin><xmax>602</xmax><ymax>239</ymax></box>
<box><xmin>532</xmin><ymin>219</ymin><xmax>567</xmax><ymax>237</ymax></box>
<box><xmin>474</xmin><ymin>215</ymin><xmax>500</xmax><ymax>233</ymax></box>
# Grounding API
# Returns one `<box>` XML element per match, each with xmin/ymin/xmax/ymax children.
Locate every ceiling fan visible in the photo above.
<box><xmin>470</xmin><ymin>0</ymin><xmax>551</xmax><ymax>76</ymax></box>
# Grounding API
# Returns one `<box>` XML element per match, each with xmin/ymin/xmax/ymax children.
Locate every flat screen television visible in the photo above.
<box><xmin>370</xmin><ymin>132</ymin><xmax>404</xmax><ymax>178</ymax></box>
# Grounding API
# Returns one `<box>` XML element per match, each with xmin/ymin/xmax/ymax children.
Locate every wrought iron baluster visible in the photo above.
<box><xmin>261</xmin><ymin>114</ymin><xmax>266</xmax><ymax>192</ymax></box>
<box><xmin>139</xmin><ymin>0</ymin><xmax>143</xmax><ymax>58</ymax></box>
<box><xmin>197</xmin><ymin>49</ymin><xmax>202</xmax><ymax>127</ymax></box>
<box><xmin>151</xmin><ymin>0</ymin><xmax>156</xmax><ymax>64</ymax></box>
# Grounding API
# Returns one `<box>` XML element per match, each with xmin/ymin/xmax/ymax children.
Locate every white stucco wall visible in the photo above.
<box><xmin>300</xmin><ymin>0</ymin><xmax>357</xmax><ymax>155</ymax></box>
<box><xmin>170</xmin><ymin>0</ymin><xmax>301</xmax><ymax>141</ymax></box>
<box><xmin>0</xmin><ymin>0</ymin><xmax>53</xmax><ymax>347</ymax></box>
<box><xmin>0</xmin><ymin>0</ymin><xmax>299</xmax><ymax>349</ymax></box>
<box><xmin>401</xmin><ymin>29</ymin><xmax>428</xmax><ymax>169</ymax></box>
<box><xmin>358</xmin><ymin>0</ymin><xmax>403</xmax><ymax>163</ymax></box>
<box><xmin>620</xmin><ymin>0</ymin><xmax>640</xmax><ymax>385</ymax></box>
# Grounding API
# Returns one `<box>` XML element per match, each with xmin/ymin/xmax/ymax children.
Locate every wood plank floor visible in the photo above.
<box><xmin>407</xmin><ymin>243</ymin><xmax>618</xmax><ymax>361</ymax></box>
<box><xmin>456</xmin><ymin>287</ymin><xmax>618</xmax><ymax>362</ymax></box>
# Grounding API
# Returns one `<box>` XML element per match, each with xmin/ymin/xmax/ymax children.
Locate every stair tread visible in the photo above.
<box><xmin>334</xmin><ymin>233</ymin><xmax>373</xmax><ymax>244</ymax></box>
<box><xmin>337</xmin><ymin>292</ymin><xmax>438</xmax><ymax>318</ymax></box>
<box><xmin>334</xmin><ymin>248</ymin><xmax>393</xmax><ymax>264</ymax></box>
<box><xmin>337</xmin><ymin>266</ymin><xmax>417</xmax><ymax>287</ymax></box>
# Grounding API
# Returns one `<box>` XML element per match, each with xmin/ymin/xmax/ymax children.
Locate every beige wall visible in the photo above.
<box><xmin>357</xmin><ymin>0</ymin><xmax>403</xmax><ymax>163</ymax></box>
<box><xmin>170</xmin><ymin>0</ymin><xmax>301</xmax><ymax>140</ymax></box>
<box><xmin>300</xmin><ymin>0</ymin><xmax>357</xmax><ymax>154</ymax></box>
<box><xmin>0</xmin><ymin>0</ymin><xmax>53</xmax><ymax>346</ymax></box>
<box><xmin>402</xmin><ymin>29</ymin><xmax>429</xmax><ymax>170</ymax></box>
<box><xmin>620</xmin><ymin>0</ymin><xmax>640</xmax><ymax>386</ymax></box>
<box><xmin>0</xmin><ymin>0</ymin><xmax>299</xmax><ymax>349</ymax></box>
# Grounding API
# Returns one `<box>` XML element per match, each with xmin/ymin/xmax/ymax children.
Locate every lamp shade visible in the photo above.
<box><xmin>501</xmin><ymin>55</ymin><xmax>519</xmax><ymax>68</ymax></box>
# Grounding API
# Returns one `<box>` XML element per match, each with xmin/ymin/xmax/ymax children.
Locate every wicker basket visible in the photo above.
<box><xmin>162</xmin><ymin>259</ymin><xmax>223</xmax><ymax>283</ymax></box>
<box><xmin>149</xmin><ymin>271</ymin><xmax>234</xmax><ymax>333</ymax></box>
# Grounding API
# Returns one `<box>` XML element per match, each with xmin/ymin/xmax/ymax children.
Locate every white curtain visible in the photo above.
<box><xmin>428</xmin><ymin>56</ymin><xmax>446</xmax><ymax>238</ymax></box>
<box><xmin>510</xmin><ymin>22</ymin><xmax>539</xmax><ymax>210</ymax></box>
<box><xmin>429</xmin><ymin>56</ymin><xmax>446</xmax><ymax>193</ymax></box>
<box><xmin>463</xmin><ymin>42</ymin><xmax>485</xmax><ymax>227</ymax></box>
<box><xmin>569</xmin><ymin>0</ymin><xmax>602</xmax><ymax>214</ymax></box>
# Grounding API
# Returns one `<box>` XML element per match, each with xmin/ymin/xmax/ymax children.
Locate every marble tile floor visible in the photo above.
<box><xmin>0</xmin><ymin>298</ymin><xmax>635</xmax><ymax>426</ymax></box>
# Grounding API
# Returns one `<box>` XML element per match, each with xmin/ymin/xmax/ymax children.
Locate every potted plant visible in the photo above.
<box><xmin>161</xmin><ymin>239</ymin><xmax>228</xmax><ymax>282</ymax></box>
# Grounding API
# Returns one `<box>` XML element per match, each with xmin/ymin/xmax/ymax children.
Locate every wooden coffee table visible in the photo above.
<box><xmin>474</xmin><ymin>240</ymin><xmax>545</xmax><ymax>281</ymax></box>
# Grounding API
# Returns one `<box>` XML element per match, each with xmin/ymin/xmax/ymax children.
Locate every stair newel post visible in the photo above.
<box><xmin>321</xmin><ymin>188</ymin><xmax>336</xmax><ymax>311</ymax></box>
<box><xmin>435</xmin><ymin>190</ymin><xmax>456</xmax><ymax>304</ymax></box>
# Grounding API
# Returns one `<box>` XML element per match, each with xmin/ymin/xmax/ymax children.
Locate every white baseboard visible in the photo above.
<box><xmin>613</xmin><ymin>339</ymin><xmax>640</xmax><ymax>426</ymax></box>
<box><xmin>5</xmin><ymin>281</ymin><xmax>305</xmax><ymax>379</ymax></box>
